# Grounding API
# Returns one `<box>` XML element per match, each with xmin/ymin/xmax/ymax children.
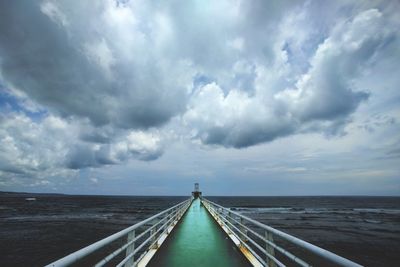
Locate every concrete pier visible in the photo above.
<box><xmin>147</xmin><ymin>198</ymin><xmax>251</xmax><ymax>267</ymax></box>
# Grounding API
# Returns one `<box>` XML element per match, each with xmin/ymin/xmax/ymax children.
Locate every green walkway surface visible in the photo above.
<box><xmin>147</xmin><ymin>198</ymin><xmax>251</xmax><ymax>267</ymax></box>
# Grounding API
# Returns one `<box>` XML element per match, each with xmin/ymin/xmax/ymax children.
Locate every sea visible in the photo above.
<box><xmin>0</xmin><ymin>192</ymin><xmax>399</xmax><ymax>267</ymax></box>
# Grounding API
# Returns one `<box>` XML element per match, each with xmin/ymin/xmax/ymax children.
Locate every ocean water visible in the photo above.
<box><xmin>0</xmin><ymin>193</ymin><xmax>399</xmax><ymax>266</ymax></box>
<box><xmin>207</xmin><ymin>196</ymin><xmax>400</xmax><ymax>266</ymax></box>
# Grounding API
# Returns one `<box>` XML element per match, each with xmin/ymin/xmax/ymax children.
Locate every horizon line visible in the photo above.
<box><xmin>1</xmin><ymin>190</ymin><xmax>399</xmax><ymax>198</ymax></box>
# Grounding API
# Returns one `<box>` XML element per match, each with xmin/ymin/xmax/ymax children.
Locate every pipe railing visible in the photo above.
<box><xmin>46</xmin><ymin>198</ymin><xmax>192</xmax><ymax>267</ymax></box>
<box><xmin>201</xmin><ymin>198</ymin><xmax>363</xmax><ymax>267</ymax></box>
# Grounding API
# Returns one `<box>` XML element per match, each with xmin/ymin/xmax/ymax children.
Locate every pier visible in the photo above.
<box><xmin>46</xmin><ymin>184</ymin><xmax>363</xmax><ymax>267</ymax></box>
<box><xmin>147</xmin><ymin>198</ymin><xmax>251</xmax><ymax>267</ymax></box>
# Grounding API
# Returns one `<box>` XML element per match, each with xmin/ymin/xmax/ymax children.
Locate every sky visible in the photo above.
<box><xmin>0</xmin><ymin>0</ymin><xmax>399</xmax><ymax>196</ymax></box>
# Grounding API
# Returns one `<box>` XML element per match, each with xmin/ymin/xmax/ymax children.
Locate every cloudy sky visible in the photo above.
<box><xmin>0</xmin><ymin>0</ymin><xmax>399</xmax><ymax>196</ymax></box>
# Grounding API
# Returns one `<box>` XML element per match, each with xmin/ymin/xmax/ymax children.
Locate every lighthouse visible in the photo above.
<box><xmin>191</xmin><ymin>183</ymin><xmax>202</xmax><ymax>198</ymax></box>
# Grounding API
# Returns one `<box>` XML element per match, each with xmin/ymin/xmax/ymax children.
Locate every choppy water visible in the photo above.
<box><xmin>0</xmin><ymin>193</ymin><xmax>399</xmax><ymax>266</ymax></box>
<box><xmin>208</xmin><ymin>196</ymin><xmax>400</xmax><ymax>267</ymax></box>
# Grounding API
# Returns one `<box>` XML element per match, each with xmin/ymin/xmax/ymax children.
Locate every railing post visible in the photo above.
<box><xmin>265</xmin><ymin>230</ymin><xmax>276</xmax><ymax>267</ymax></box>
<box><xmin>150</xmin><ymin>223</ymin><xmax>157</xmax><ymax>249</ymax></box>
<box><xmin>240</xmin><ymin>217</ymin><xmax>248</xmax><ymax>242</ymax></box>
<box><xmin>226</xmin><ymin>210</ymin><xmax>232</xmax><ymax>233</ymax></box>
<box><xmin>179</xmin><ymin>205</ymin><xmax>183</xmax><ymax>218</ymax></box>
<box><xmin>125</xmin><ymin>230</ymin><xmax>135</xmax><ymax>267</ymax></box>
<box><xmin>167</xmin><ymin>210</ymin><xmax>171</xmax><ymax>230</ymax></box>
<box><xmin>174</xmin><ymin>206</ymin><xmax>178</xmax><ymax>224</ymax></box>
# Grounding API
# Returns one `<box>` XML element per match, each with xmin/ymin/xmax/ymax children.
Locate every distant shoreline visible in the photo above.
<box><xmin>1</xmin><ymin>191</ymin><xmax>399</xmax><ymax>198</ymax></box>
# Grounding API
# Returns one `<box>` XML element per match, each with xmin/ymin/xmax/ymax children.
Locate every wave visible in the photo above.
<box><xmin>4</xmin><ymin>213</ymin><xmax>117</xmax><ymax>221</ymax></box>
<box><xmin>232</xmin><ymin>207</ymin><xmax>400</xmax><ymax>215</ymax></box>
<box><xmin>353</xmin><ymin>208</ymin><xmax>400</xmax><ymax>215</ymax></box>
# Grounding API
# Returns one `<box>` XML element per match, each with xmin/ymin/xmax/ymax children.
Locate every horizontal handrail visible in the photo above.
<box><xmin>215</xmin><ymin>210</ymin><xmax>286</xmax><ymax>267</ymax></box>
<box><xmin>94</xmin><ymin>204</ymin><xmax>182</xmax><ymax>267</ymax></box>
<box><xmin>46</xmin><ymin>198</ymin><xmax>192</xmax><ymax>267</ymax></box>
<box><xmin>115</xmin><ymin>208</ymin><xmax>181</xmax><ymax>267</ymax></box>
<box><xmin>202</xmin><ymin>198</ymin><xmax>363</xmax><ymax>267</ymax></box>
<box><xmin>233</xmin><ymin>216</ymin><xmax>310</xmax><ymax>267</ymax></box>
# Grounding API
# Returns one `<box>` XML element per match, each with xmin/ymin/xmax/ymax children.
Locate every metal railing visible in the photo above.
<box><xmin>46</xmin><ymin>198</ymin><xmax>192</xmax><ymax>267</ymax></box>
<box><xmin>201</xmin><ymin>198</ymin><xmax>363</xmax><ymax>267</ymax></box>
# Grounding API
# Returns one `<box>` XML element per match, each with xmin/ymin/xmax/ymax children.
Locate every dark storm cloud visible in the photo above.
<box><xmin>65</xmin><ymin>145</ymin><xmax>100</xmax><ymax>170</ymax></box>
<box><xmin>0</xmin><ymin>1</ymin><xmax>186</xmax><ymax>129</ymax></box>
<box><xmin>203</xmin><ymin>123</ymin><xmax>295</xmax><ymax>149</ymax></box>
<box><xmin>0</xmin><ymin>1</ymin><xmax>110</xmax><ymax>125</ymax></box>
<box><xmin>65</xmin><ymin>136</ymin><xmax>163</xmax><ymax>170</ymax></box>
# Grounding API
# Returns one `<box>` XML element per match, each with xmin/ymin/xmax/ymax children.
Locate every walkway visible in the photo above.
<box><xmin>147</xmin><ymin>198</ymin><xmax>251</xmax><ymax>267</ymax></box>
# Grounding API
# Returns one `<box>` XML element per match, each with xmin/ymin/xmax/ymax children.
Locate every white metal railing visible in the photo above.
<box><xmin>46</xmin><ymin>198</ymin><xmax>192</xmax><ymax>267</ymax></box>
<box><xmin>201</xmin><ymin>198</ymin><xmax>363</xmax><ymax>267</ymax></box>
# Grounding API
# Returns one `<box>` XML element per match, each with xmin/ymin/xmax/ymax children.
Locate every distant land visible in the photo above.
<box><xmin>0</xmin><ymin>191</ymin><xmax>66</xmax><ymax>197</ymax></box>
<box><xmin>1</xmin><ymin>191</ymin><xmax>399</xmax><ymax>198</ymax></box>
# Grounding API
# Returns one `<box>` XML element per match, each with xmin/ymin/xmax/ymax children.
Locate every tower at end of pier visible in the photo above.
<box><xmin>192</xmin><ymin>182</ymin><xmax>202</xmax><ymax>198</ymax></box>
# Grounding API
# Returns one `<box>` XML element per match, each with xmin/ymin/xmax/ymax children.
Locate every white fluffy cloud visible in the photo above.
<box><xmin>185</xmin><ymin>7</ymin><xmax>398</xmax><ymax>147</ymax></box>
<box><xmin>0</xmin><ymin>113</ymin><xmax>72</xmax><ymax>186</ymax></box>
<box><xmin>0</xmin><ymin>110</ymin><xmax>163</xmax><ymax>186</ymax></box>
